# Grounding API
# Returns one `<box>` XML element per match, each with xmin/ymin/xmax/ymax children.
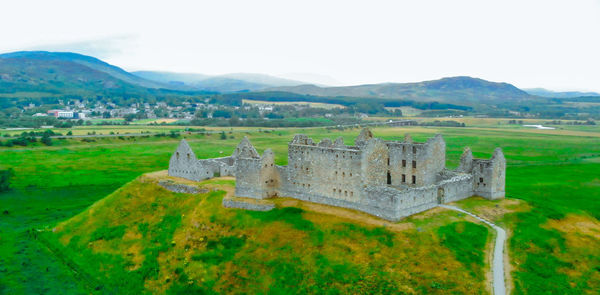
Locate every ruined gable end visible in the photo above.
<box><xmin>492</xmin><ymin>148</ymin><xmax>506</xmax><ymax>164</ymax></box>
<box><xmin>168</xmin><ymin>139</ymin><xmax>201</xmax><ymax>180</ymax></box>
<box><xmin>355</xmin><ymin>128</ymin><xmax>374</xmax><ymax>147</ymax></box>
<box><xmin>170</xmin><ymin>139</ymin><xmax>196</xmax><ymax>164</ymax></box>
<box><xmin>457</xmin><ymin>147</ymin><xmax>474</xmax><ymax>173</ymax></box>
<box><xmin>232</xmin><ymin>136</ymin><xmax>260</xmax><ymax>159</ymax></box>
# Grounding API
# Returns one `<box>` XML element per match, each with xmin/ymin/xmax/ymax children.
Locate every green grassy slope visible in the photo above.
<box><xmin>45</xmin><ymin>175</ymin><xmax>491</xmax><ymax>294</ymax></box>
<box><xmin>0</xmin><ymin>125</ymin><xmax>599</xmax><ymax>294</ymax></box>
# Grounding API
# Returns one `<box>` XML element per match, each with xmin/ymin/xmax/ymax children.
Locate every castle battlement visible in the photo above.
<box><xmin>168</xmin><ymin>128</ymin><xmax>506</xmax><ymax>221</ymax></box>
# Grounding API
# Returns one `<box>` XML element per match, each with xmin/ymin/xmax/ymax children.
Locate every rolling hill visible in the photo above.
<box><xmin>0</xmin><ymin>51</ymin><xmax>204</xmax><ymax>98</ymax></box>
<box><xmin>524</xmin><ymin>88</ymin><xmax>600</xmax><ymax>98</ymax></box>
<box><xmin>42</xmin><ymin>172</ymin><xmax>494</xmax><ymax>294</ymax></box>
<box><xmin>268</xmin><ymin>76</ymin><xmax>536</xmax><ymax>105</ymax></box>
<box><xmin>132</xmin><ymin>71</ymin><xmax>305</xmax><ymax>93</ymax></box>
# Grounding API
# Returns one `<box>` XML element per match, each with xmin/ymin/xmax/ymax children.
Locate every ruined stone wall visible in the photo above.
<box><xmin>472</xmin><ymin>148</ymin><xmax>506</xmax><ymax>200</ymax></box>
<box><xmin>234</xmin><ymin>157</ymin><xmax>263</xmax><ymax>199</ymax></box>
<box><xmin>386</xmin><ymin>142</ymin><xmax>425</xmax><ymax>186</ymax></box>
<box><xmin>168</xmin><ymin>130</ymin><xmax>506</xmax><ymax>222</ymax></box>
<box><xmin>168</xmin><ymin>139</ymin><xmax>236</xmax><ymax>181</ymax></box>
<box><xmin>361</xmin><ymin>139</ymin><xmax>389</xmax><ymax>187</ymax></box>
<box><xmin>385</xmin><ymin>134</ymin><xmax>445</xmax><ymax>187</ymax></box>
<box><xmin>437</xmin><ymin>172</ymin><xmax>473</xmax><ymax>203</ymax></box>
<box><xmin>287</xmin><ymin>141</ymin><xmax>364</xmax><ymax>203</ymax></box>
<box><xmin>168</xmin><ymin>139</ymin><xmax>210</xmax><ymax>181</ymax></box>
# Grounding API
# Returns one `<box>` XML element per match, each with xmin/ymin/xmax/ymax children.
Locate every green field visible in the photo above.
<box><xmin>1</xmin><ymin>124</ymin><xmax>599</xmax><ymax>294</ymax></box>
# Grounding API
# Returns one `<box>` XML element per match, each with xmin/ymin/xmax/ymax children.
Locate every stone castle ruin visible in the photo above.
<box><xmin>168</xmin><ymin>128</ymin><xmax>506</xmax><ymax>221</ymax></box>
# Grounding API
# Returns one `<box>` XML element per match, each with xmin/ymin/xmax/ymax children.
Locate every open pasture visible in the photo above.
<box><xmin>1</xmin><ymin>124</ymin><xmax>599</xmax><ymax>294</ymax></box>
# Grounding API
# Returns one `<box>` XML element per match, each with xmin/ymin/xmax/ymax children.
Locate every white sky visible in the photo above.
<box><xmin>1</xmin><ymin>0</ymin><xmax>599</xmax><ymax>91</ymax></box>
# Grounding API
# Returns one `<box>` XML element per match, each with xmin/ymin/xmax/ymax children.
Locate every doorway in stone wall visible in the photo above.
<box><xmin>437</xmin><ymin>188</ymin><xmax>445</xmax><ymax>204</ymax></box>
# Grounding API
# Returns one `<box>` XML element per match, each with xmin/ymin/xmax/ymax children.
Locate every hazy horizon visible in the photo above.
<box><xmin>1</xmin><ymin>0</ymin><xmax>599</xmax><ymax>92</ymax></box>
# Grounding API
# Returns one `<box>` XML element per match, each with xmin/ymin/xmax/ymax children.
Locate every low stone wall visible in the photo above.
<box><xmin>279</xmin><ymin>186</ymin><xmax>401</xmax><ymax>221</ymax></box>
<box><xmin>158</xmin><ymin>180</ymin><xmax>207</xmax><ymax>194</ymax></box>
<box><xmin>222</xmin><ymin>198</ymin><xmax>275</xmax><ymax>211</ymax></box>
<box><xmin>439</xmin><ymin>173</ymin><xmax>473</xmax><ymax>203</ymax></box>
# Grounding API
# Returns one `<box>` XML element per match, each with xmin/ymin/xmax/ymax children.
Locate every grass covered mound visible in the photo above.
<box><xmin>46</xmin><ymin>174</ymin><xmax>493</xmax><ymax>294</ymax></box>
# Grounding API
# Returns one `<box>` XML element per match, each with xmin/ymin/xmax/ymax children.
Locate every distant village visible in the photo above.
<box><xmin>10</xmin><ymin>97</ymin><xmax>402</xmax><ymax>129</ymax></box>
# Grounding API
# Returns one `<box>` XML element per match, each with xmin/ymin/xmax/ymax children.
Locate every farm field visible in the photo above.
<box><xmin>1</xmin><ymin>124</ymin><xmax>599</xmax><ymax>294</ymax></box>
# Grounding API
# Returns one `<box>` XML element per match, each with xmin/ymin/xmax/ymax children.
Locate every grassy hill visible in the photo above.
<box><xmin>43</xmin><ymin>172</ymin><xmax>495</xmax><ymax>294</ymax></box>
<box><xmin>0</xmin><ymin>51</ymin><xmax>209</xmax><ymax>99</ymax></box>
<box><xmin>1</xmin><ymin>123</ymin><xmax>599</xmax><ymax>294</ymax></box>
<box><xmin>269</xmin><ymin>76</ymin><xmax>536</xmax><ymax>105</ymax></box>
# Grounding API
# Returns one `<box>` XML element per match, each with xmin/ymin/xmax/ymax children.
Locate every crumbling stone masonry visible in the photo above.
<box><xmin>168</xmin><ymin>128</ymin><xmax>506</xmax><ymax>221</ymax></box>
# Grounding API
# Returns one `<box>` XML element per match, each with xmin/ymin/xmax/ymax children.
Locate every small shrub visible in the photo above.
<box><xmin>90</xmin><ymin>225</ymin><xmax>127</xmax><ymax>241</ymax></box>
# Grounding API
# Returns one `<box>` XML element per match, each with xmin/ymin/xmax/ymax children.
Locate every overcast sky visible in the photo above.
<box><xmin>1</xmin><ymin>0</ymin><xmax>599</xmax><ymax>91</ymax></box>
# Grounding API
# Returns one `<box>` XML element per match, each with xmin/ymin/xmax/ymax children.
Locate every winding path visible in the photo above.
<box><xmin>439</xmin><ymin>205</ymin><xmax>506</xmax><ymax>295</ymax></box>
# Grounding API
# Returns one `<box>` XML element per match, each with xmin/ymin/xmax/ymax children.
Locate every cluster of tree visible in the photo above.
<box><xmin>190</xmin><ymin>116</ymin><xmax>361</xmax><ymax>128</ymax></box>
<box><xmin>420</xmin><ymin>120</ymin><xmax>466</xmax><ymax>127</ymax></box>
<box><xmin>0</xmin><ymin>112</ymin><xmax>84</xmax><ymax>128</ymax></box>
<box><xmin>0</xmin><ymin>130</ymin><xmax>59</xmax><ymax>147</ymax></box>
<box><xmin>545</xmin><ymin>119</ymin><xmax>596</xmax><ymax>125</ymax></box>
<box><xmin>212</xmin><ymin>92</ymin><xmax>472</xmax><ymax>112</ymax></box>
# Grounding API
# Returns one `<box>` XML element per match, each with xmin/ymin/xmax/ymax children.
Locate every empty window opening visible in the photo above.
<box><xmin>402</xmin><ymin>160</ymin><xmax>406</xmax><ymax>167</ymax></box>
<box><xmin>479</xmin><ymin>177</ymin><xmax>483</xmax><ymax>183</ymax></box>
<box><xmin>344</xmin><ymin>191</ymin><xmax>348</xmax><ymax>196</ymax></box>
<box><xmin>412</xmin><ymin>146</ymin><xmax>416</xmax><ymax>153</ymax></box>
<box><xmin>342</xmin><ymin>172</ymin><xmax>345</xmax><ymax>177</ymax></box>
<box><xmin>387</xmin><ymin>158</ymin><xmax>390</xmax><ymax>165</ymax></box>
<box><xmin>412</xmin><ymin>175</ymin><xmax>416</xmax><ymax>184</ymax></box>
<box><xmin>402</xmin><ymin>146</ymin><xmax>406</xmax><ymax>152</ymax></box>
<box><xmin>402</xmin><ymin>174</ymin><xmax>406</xmax><ymax>183</ymax></box>
<box><xmin>349</xmin><ymin>173</ymin><xmax>352</xmax><ymax>177</ymax></box>
<box><xmin>350</xmin><ymin>192</ymin><xmax>354</xmax><ymax>197</ymax></box>
<box><xmin>412</xmin><ymin>161</ymin><xmax>417</xmax><ymax>168</ymax></box>
<box><xmin>387</xmin><ymin>171</ymin><xmax>392</xmax><ymax>185</ymax></box>
<box><xmin>187</xmin><ymin>153</ymin><xmax>190</xmax><ymax>160</ymax></box>
<box><xmin>333</xmin><ymin>188</ymin><xmax>336</xmax><ymax>193</ymax></box>
<box><xmin>176</xmin><ymin>152</ymin><xmax>180</xmax><ymax>159</ymax></box>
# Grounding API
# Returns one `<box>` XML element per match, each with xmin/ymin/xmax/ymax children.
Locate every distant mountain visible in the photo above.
<box><xmin>524</xmin><ymin>88</ymin><xmax>600</xmax><ymax>98</ymax></box>
<box><xmin>0</xmin><ymin>51</ymin><xmax>167</xmax><ymax>89</ymax></box>
<box><xmin>0</xmin><ymin>51</ymin><xmax>197</xmax><ymax>98</ymax></box>
<box><xmin>268</xmin><ymin>76</ymin><xmax>534</xmax><ymax>105</ymax></box>
<box><xmin>132</xmin><ymin>71</ymin><xmax>305</xmax><ymax>93</ymax></box>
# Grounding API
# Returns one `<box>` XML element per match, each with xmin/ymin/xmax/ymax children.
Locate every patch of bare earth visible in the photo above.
<box><xmin>275</xmin><ymin>197</ymin><xmax>414</xmax><ymax>232</ymax></box>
